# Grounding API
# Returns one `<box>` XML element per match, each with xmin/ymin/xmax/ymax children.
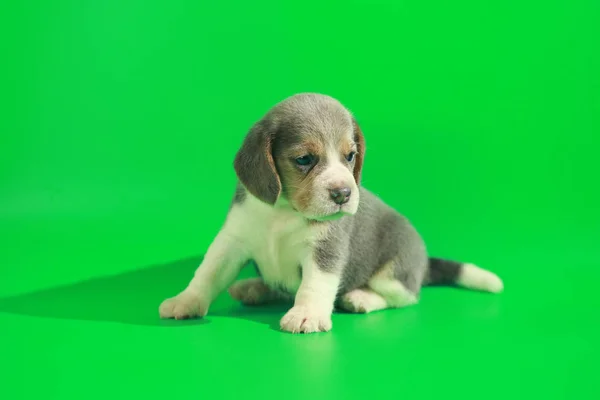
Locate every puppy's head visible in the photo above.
<box><xmin>234</xmin><ymin>93</ymin><xmax>365</xmax><ymax>221</ymax></box>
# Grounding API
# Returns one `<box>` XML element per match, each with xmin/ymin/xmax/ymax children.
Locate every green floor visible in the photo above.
<box><xmin>1</xmin><ymin>1</ymin><xmax>599</xmax><ymax>399</ymax></box>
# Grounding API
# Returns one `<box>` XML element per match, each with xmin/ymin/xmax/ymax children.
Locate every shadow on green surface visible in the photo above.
<box><xmin>0</xmin><ymin>254</ymin><xmax>503</xmax><ymax>331</ymax></box>
<box><xmin>0</xmin><ymin>255</ymin><xmax>287</xmax><ymax>328</ymax></box>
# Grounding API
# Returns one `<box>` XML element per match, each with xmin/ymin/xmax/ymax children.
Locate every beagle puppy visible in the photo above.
<box><xmin>159</xmin><ymin>93</ymin><xmax>503</xmax><ymax>333</ymax></box>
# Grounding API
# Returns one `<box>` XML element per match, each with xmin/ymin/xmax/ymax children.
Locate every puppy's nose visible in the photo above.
<box><xmin>329</xmin><ymin>187</ymin><xmax>351</xmax><ymax>205</ymax></box>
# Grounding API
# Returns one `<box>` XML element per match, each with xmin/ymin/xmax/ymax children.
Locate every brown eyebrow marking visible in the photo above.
<box><xmin>339</xmin><ymin>141</ymin><xmax>357</xmax><ymax>155</ymax></box>
<box><xmin>288</xmin><ymin>141</ymin><xmax>325</xmax><ymax>156</ymax></box>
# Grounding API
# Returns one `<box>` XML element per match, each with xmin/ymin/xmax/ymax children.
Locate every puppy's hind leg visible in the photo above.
<box><xmin>362</xmin><ymin>260</ymin><xmax>421</xmax><ymax>312</ymax></box>
<box><xmin>228</xmin><ymin>278</ymin><xmax>290</xmax><ymax>306</ymax></box>
<box><xmin>338</xmin><ymin>288</ymin><xmax>388</xmax><ymax>313</ymax></box>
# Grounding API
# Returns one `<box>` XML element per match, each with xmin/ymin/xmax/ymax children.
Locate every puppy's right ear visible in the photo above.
<box><xmin>234</xmin><ymin>119</ymin><xmax>281</xmax><ymax>205</ymax></box>
<box><xmin>352</xmin><ymin>118</ymin><xmax>366</xmax><ymax>185</ymax></box>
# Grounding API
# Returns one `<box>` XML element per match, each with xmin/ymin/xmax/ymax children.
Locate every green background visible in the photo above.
<box><xmin>1</xmin><ymin>0</ymin><xmax>599</xmax><ymax>398</ymax></box>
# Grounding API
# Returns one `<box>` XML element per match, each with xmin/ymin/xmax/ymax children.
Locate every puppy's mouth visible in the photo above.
<box><xmin>311</xmin><ymin>211</ymin><xmax>346</xmax><ymax>222</ymax></box>
<box><xmin>307</xmin><ymin>206</ymin><xmax>353</xmax><ymax>222</ymax></box>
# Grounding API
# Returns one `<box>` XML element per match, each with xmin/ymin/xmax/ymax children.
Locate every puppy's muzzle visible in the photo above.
<box><xmin>328</xmin><ymin>187</ymin><xmax>351</xmax><ymax>205</ymax></box>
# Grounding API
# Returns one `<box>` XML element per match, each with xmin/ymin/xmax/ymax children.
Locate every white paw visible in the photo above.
<box><xmin>159</xmin><ymin>291</ymin><xmax>208</xmax><ymax>319</ymax></box>
<box><xmin>280</xmin><ymin>305</ymin><xmax>332</xmax><ymax>334</ymax></box>
<box><xmin>340</xmin><ymin>289</ymin><xmax>387</xmax><ymax>313</ymax></box>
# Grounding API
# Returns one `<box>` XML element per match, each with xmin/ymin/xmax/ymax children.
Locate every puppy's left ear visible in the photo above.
<box><xmin>234</xmin><ymin>118</ymin><xmax>281</xmax><ymax>205</ymax></box>
<box><xmin>352</xmin><ymin>118</ymin><xmax>366</xmax><ymax>185</ymax></box>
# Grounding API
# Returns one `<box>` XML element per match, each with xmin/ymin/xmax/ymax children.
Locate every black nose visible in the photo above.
<box><xmin>329</xmin><ymin>187</ymin><xmax>351</xmax><ymax>205</ymax></box>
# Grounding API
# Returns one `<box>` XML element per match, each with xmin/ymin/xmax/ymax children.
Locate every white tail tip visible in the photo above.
<box><xmin>456</xmin><ymin>263</ymin><xmax>504</xmax><ymax>293</ymax></box>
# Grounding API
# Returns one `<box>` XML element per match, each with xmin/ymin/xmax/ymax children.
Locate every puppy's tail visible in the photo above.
<box><xmin>426</xmin><ymin>258</ymin><xmax>504</xmax><ymax>293</ymax></box>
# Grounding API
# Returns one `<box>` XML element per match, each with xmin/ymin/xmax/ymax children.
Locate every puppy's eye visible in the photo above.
<box><xmin>346</xmin><ymin>151</ymin><xmax>356</xmax><ymax>162</ymax></box>
<box><xmin>295</xmin><ymin>155</ymin><xmax>314</xmax><ymax>166</ymax></box>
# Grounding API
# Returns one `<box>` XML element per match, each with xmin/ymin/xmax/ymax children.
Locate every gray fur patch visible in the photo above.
<box><xmin>229</xmin><ymin>182</ymin><xmax>247</xmax><ymax>208</ymax></box>
<box><xmin>233</xmin><ymin>182</ymin><xmax>246</xmax><ymax>204</ymax></box>
<box><xmin>313</xmin><ymin>223</ymin><xmax>349</xmax><ymax>273</ymax></box>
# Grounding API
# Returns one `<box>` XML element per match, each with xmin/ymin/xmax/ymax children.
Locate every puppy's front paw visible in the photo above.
<box><xmin>159</xmin><ymin>291</ymin><xmax>208</xmax><ymax>320</ymax></box>
<box><xmin>280</xmin><ymin>305</ymin><xmax>332</xmax><ymax>334</ymax></box>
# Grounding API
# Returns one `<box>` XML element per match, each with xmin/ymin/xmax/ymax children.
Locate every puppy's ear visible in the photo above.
<box><xmin>352</xmin><ymin>118</ymin><xmax>366</xmax><ymax>185</ymax></box>
<box><xmin>234</xmin><ymin>118</ymin><xmax>281</xmax><ymax>205</ymax></box>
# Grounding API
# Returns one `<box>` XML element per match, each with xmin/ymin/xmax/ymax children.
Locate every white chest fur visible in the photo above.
<box><xmin>227</xmin><ymin>196</ymin><xmax>316</xmax><ymax>293</ymax></box>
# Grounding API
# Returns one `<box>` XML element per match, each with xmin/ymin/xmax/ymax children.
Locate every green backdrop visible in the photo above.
<box><xmin>1</xmin><ymin>1</ymin><xmax>599</xmax><ymax>399</ymax></box>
